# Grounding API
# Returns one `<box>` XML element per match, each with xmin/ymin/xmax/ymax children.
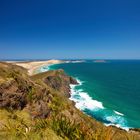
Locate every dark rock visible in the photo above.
<box><xmin>69</xmin><ymin>76</ymin><xmax>78</xmax><ymax>85</ymax></box>
<box><xmin>44</xmin><ymin>70</ymin><xmax>78</xmax><ymax>98</ymax></box>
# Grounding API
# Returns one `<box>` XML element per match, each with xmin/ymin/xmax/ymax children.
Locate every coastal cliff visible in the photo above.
<box><xmin>0</xmin><ymin>62</ymin><xmax>140</xmax><ymax>140</ymax></box>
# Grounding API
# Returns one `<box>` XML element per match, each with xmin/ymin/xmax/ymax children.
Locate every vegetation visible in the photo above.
<box><xmin>0</xmin><ymin>62</ymin><xmax>140</xmax><ymax>140</ymax></box>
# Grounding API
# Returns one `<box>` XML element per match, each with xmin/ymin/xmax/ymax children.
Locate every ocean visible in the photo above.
<box><xmin>39</xmin><ymin>60</ymin><xmax>140</xmax><ymax>129</ymax></box>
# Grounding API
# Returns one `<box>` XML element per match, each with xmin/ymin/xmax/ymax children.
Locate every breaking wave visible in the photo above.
<box><xmin>70</xmin><ymin>78</ymin><xmax>129</xmax><ymax>131</ymax></box>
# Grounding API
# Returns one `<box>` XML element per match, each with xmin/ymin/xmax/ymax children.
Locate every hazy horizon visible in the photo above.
<box><xmin>1</xmin><ymin>58</ymin><xmax>140</xmax><ymax>61</ymax></box>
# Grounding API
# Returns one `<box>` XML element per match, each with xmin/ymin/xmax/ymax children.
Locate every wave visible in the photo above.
<box><xmin>70</xmin><ymin>79</ymin><xmax>104</xmax><ymax>110</ymax></box>
<box><xmin>105</xmin><ymin>116</ymin><xmax>129</xmax><ymax>131</ymax></box>
<box><xmin>37</xmin><ymin>64</ymin><xmax>53</xmax><ymax>73</ymax></box>
<box><xmin>114</xmin><ymin>110</ymin><xmax>124</xmax><ymax>116</ymax></box>
<box><xmin>70</xmin><ymin>89</ymin><xmax>104</xmax><ymax>110</ymax></box>
<box><xmin>70</xmin><ymin>78</ymin><xmax>129</xmax><ymax>131</ymax></box>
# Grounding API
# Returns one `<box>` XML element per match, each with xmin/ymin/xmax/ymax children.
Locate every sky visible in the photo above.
<box><xmin>0</xmin><ymin>0</ymin><xmax>140</xmax><ymax>59</ymax></box>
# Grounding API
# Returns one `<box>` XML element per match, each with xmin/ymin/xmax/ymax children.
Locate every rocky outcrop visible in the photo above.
<box><xmin>44</xmin><ymin>69</ymin><xmax>78</xmax><ymax>97</ymax></box>
<box><xmin>69</xmin><ymin>76</ymin><xmax>78</xmax><ymax>85</ymax></box>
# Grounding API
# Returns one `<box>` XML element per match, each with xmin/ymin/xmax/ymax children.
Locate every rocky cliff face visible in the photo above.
<box><xmin>44</xmin><ymin>69</ymin><xmax>78</xmax><ymax>97</ymax></box>
<box><xmin>0</xmin><ymin>66</ymin><xmax>78</xmax><ymax>119</ymax></box>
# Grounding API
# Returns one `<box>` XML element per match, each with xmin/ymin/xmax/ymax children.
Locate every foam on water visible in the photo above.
<box><xmin>38</xmin><ymin>65</ymin><xmax>52</xmax><ymax>73</ymax></box>
<box><xmin>114</xmin><ymin>110</ymin><xmax>124</xmax><ymax>116</ymax></box>
<box><xmin>70</xmin><ymin>79</ymin><xmax>104</xmax><ymax>110</ymax></box>
<box><xmin>105</xmin><ymin>111</ymin><xmax>129</xmax><ymax>130</ymax></box>
<box><xmin>70</xmin><ymin>78</ymin><xmax>129</xmax><ymax>130</ymax></box>
<box><xmin>105</xmin><ymin>115</ymin><xmax>129</xmax><ymax>131</ymax></box>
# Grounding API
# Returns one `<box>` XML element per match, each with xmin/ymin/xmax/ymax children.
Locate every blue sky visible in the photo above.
<box><xmin>0</xmin><ymin>0</ymin><xmax>140</xmax><ymax>59</ymax></box>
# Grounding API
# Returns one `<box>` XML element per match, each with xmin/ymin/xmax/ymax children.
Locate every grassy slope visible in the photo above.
<box><xmin>0</xmin><ymin>62</ymin><xmax>140</xmax><ymax>140</ymax></box>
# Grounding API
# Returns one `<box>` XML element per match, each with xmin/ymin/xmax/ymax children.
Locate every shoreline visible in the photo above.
<box><xmin>33</xmin><ymin>61</ymin><xmax>131</xmax><ymax>131</ymax></box>
<box><xmin>9</xmin><ymin>59</ymin><xmax>85</xmax><ymax>75</ymax></box>
<box><xmin>10</xmin><ymin>59</ymin><xmax>64</xmax><ymax>75</ymax></box>
<box><xmin>69</xmin><ymin>78</ymin><xmax>131</xmax><ymax>131</ymax></box>
<box><xmin>8</xmin><ymin>60</ymin><xmax>139</xmax><ymax>131</ymax></box>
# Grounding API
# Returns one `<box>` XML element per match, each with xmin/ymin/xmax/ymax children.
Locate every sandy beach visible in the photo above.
<box><xmin>12</xmin><ymin>60</ymin><xmax>64</xmax><ymax>75</ymax></box>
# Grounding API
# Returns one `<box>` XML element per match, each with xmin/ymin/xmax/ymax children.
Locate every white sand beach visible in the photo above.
<box><xmin>12</xmin><ymin>60</ymin><xmax>64</xmax><ymax>75</ymax></box>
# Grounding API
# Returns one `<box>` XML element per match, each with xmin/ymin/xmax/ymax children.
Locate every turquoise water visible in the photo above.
<box><xmin>41</xmin><ymin>60</ymin><xmax>140</xmax><ymax>129</ymax></box>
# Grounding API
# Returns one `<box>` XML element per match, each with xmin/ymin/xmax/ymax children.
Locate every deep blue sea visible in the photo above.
<box><xmin>39</xmin><ymin>60</ymin><xmax>140</xmax><ymax>129</ymax></box>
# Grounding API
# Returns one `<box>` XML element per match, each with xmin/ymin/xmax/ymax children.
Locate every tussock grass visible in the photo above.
<box><xmin>0</xmin><ymin>109</ymin><xmax>63</xmax><ymax>140</ymax></box>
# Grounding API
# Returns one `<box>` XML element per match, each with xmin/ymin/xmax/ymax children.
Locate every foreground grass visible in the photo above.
<box><xmin>0</xmin><ymin>109</ymin><xmax>63</xmax><ymax>140</ymax></box>
<box><xmin>0</xmin><ymin>109</ymin><xmax>139</xmax><ymax>140</ymax></box>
